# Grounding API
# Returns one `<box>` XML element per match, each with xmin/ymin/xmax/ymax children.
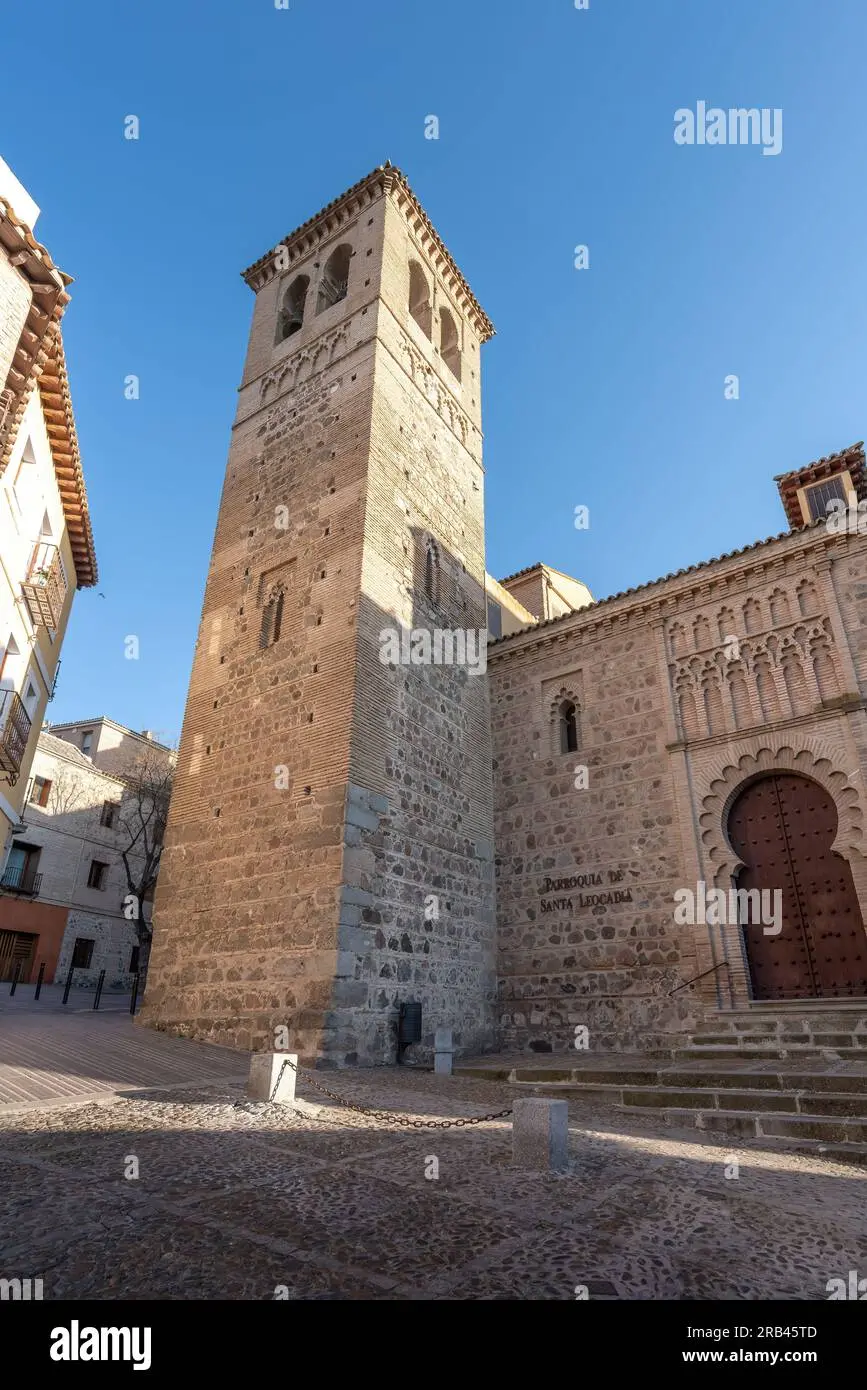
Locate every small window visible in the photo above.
<box><xmin>409</xmin><ymin>261</ymin><xmax>432</xmax><ymax>338</ymax></box>
<box><xmin>30</xmin><ymin>776</ymin><xmax>52</xmax><ymax>807</ymax></box>
<box><xmin>486</xmin><ymin>599</ymin><xmax>503</xmax><ymax>640</ymax></box>
<box><xmin>12</xmin><ymin>440</ymin><xmax>37</xmax><ymax>516</ymax></box>
<box><xmin>316</xmin><ymin>244</ymin><xmax>352</xmax><ymax>314</ymax></box>
<box><xmin>804</xmin><ymin>476</ymin><xmax>847</xmax><ymax>522</ymax></box>
<box><xmin>71</xmin><ymin>937</ymin><xmax>94</xmax><ymax>968</ymax></box>
<box><xmin>424</xmin><ymin>541</ymin><xmax>440</xmax><ymax>606</ymax></box>
<box><xmin>22</xmin><ymin>678</ymin><xmax>39</xmax><ymax>717</ymax></box>
<box><xmin>276</xmin><ymin>274</ymin><xmax>310</xmax><ymax>343</ymax></box>
<box><xmin>100</xmin><ymin>801</ymin><xmax>118</xmax><ymax>828</ymax></box>
<box><xmin>260</xmin><ymin>587</ymin><xmax>285</xmax><ymax>649</ymax></box>
<box><xmin>559</xmin><ymin>700</ymin><xmax>580</xmax><ymax>754</ymax></box>
<box><xmin>129</xmin><ymin>945</ymin><xmax>140</xmax><ymax>975</ymax></box>
<box><xmin>440</xmin><ymin>307</ymin><xmax>461</xmax><ymax>381</ymax></box>
<box><xmin>86</xmin><ymin>859</ymin><xmax>108</xmax><ymax>890</ymax></box>
<box><xmin>80</xmin><ymin>730</ymin><xmax>93</xmax><ymax>756</ymax></box>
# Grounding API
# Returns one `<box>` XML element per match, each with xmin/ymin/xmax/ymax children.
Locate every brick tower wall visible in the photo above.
<box><xmin>141</xmin><ymin>197</ymin><xmax>386</xmax><ymax>1054</ymax></box>
<box><xmin>142</xmin><ymin>171</ymin><xmax>497</xmax><ymax>1064</ymax></box>
<box><xmin>331</xmin><ymin>194</ymin><xmax>497</xmax><ymax>1063</ymax></box>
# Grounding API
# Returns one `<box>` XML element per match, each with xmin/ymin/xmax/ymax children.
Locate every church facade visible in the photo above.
<box><xmin>141</xmin><ymin>167</ymin><xmax>867</xmax><ymax>1065</ymax></box>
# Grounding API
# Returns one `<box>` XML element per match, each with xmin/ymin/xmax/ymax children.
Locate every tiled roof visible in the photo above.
<box><xmin>497</xmin><ymin>561</ymin><xmax>544</xmax><ymax>586</ymax></box>
<box><xmin>0</xmin><ymin>196</ymin><xmax>97</xmax><ymax>586</ymax></box>
<box><xmin>36</xmin><ymin>328</ymin><xmax>97</xmax><ymax>587</ymax></box>
<box><xmin>46</xmin><ymin>717</ymin><xmax>171</xmax><ymax>750</ymax></box>
<box><xmin>0</xmin><ymin>193</ymin><xmax>70</xmax><ymax>476</ymax></box>
<box><xmin>37</xmin><ymin>730</ymin><xmax>119</xmax><ymax>780</ymax></box>
<box><xmin>489</xmin><ymin>516</ymin><xmax>833</xmax><ymax>647</ymax></box>
<box><xmin>241</xmin><ymin>163</ymin><xmax>495</xmax><ymax>341</ymax></box>
<box><xmin>773</xmin><ymin>440</ymin><xmax>863</xmax><ymax>483</ymax></box>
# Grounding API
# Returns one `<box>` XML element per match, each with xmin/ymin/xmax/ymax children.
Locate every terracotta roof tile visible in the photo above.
<box><xmin>489</xmin><ymin>517</ymin><xmax>834</xmax><ymax>647</ymax></box>
<box><xmin>36</xmin><ymin>329</ymin><xmax>97</xmax><ymax>587</ymax></box>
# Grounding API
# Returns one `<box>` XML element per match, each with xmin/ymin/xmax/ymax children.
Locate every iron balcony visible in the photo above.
<box><xmin>0</xmin><ymin>864</ymin><xmax>42</xmax><ymax>896</ymax></box>
<box><xmin>0</xmin><ymin>689</ymin><xmax>32</xmax><ymax>781</ymax></box>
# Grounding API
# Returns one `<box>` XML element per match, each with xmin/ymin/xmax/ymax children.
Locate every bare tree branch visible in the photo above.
<box><xmin>114</xmin><ymin>747</ymin><xmax>174</xmax><ymax>989</ymax></box>
<box><xmin>46</xmin><ymin>766</ymin><xmax>86</xmax><ymax>817</ymax></box>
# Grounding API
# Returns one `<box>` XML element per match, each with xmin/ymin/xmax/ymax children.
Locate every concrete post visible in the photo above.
<box><xmin>248</xmin><ymin>1052</ymin><xmax>298</xmax><ymax>1104</ymax></box>
<box><xmin>512</xmin><ymin>1097</ymin><xmax>569</xmax><ymax>1170</ymax></box>
<box><xmin>434</xmin><ymin>1026</ymin><xmax>455</xmax><ymax>1076</ymax></box>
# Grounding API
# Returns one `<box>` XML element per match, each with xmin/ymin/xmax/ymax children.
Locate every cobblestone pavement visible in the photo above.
<box><xmin>1</xmin><ymin>1059</ymin><xmax>865</xmax><ymax>1300</ymax></box>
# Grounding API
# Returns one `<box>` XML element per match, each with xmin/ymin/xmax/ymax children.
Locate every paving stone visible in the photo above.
<box><xmin>4</xmin><ymin>1015</ymin><xmax>867</xmax><ymax>1300</ymax></box>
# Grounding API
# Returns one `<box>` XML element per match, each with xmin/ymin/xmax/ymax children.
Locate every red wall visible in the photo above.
<box><xmin>0</xmin><ymin>898</ymin><xmax>69</xmax><ymax>982</ymax></box>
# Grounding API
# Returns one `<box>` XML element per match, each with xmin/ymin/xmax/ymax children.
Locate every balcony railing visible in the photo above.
<box><xmin>21</xmin><ymin>542</ymin><xmax>67</xmax><ymax>630</ymax></box>
<box><xmin>0</xmin><ymin>689</ymin><xmax>32</xmax><ymax>781</ymax></box>
<box><xmin>0</xmin><ymin>865</ymin><xmax>42</xmax><ymax>896</ymax></box>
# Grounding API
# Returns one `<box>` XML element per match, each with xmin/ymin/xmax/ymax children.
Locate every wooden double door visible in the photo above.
<box><xmin>0</xmin><ymin>929</ymin><xmax>37</xmax><ymax>983</ymax></box>
<box><xmin>727</xmin><ymin>773</ymin><xmax>867</xmax><ymax>1000</ymax></box>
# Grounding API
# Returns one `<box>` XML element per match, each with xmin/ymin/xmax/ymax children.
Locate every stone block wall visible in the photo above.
<box><xmin>490</xmin><ymin>522</ymin><xmax>867</xmax><ymax>1050</ymax></box>
<box><xmin>490</xmin><ymin>614</ymin><xmax>698</xmax><ymax>1054</ymax></box>
<box><xmin>143</xmin><ymin>168</ymin><xmax>497</xmax><ymax>1064</ymax></box>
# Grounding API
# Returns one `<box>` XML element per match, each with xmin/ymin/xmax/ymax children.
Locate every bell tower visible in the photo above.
<box><xmin>142</xmin><ymin>165</ymin><xmax>498</xmax><ymax>1065</ymax></box>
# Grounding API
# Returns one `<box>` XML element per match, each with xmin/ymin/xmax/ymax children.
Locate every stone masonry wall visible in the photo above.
<box><xmin>331</xmin><ymin>199</ymin><xmax>498</xmax><ymax>1060</ymax></box>
<box><xmin>141</xmin><ymin>197</ymin><xmax>385</xmax><ymax>1055</ymax></box>
<box><xmin>142</xmin><ymin>172</ymin><xmax>497</xmax><ymax>1064</ymax></box>
<box><xmin>490</xmin><ymin>522</ymin><xmax>867</xmax><ymax>1051</ymax></box>
<box><xmin>489</xmin><ymin>613</ymin><xmax>700</xmax><ymax>1054</ymax></box>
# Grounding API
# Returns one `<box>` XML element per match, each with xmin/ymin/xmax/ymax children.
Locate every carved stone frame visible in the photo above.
<box><xmin>696</xmin><ymin>740</ymin><xmax>867</xmax><ymax>1006</ymax></box>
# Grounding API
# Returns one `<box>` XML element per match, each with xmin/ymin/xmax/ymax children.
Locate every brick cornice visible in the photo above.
<box><xmin>488</xmin><ymin>524</ymin><xmax>867</xmax><ymax>664</ymax></box>
<box><xmin>242</xmin><ymin>164</ymin><xmax>495</xmax><ymax>343</ymax></box>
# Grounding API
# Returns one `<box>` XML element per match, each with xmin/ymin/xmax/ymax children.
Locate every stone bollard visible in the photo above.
<box><xmin>434</xmin><ymin>1026</ymin><xmax>455</xmax><ymax>1076</ymax></box>
<box><xmin>512</xmin><ymin>1098</ymin><xmax>569</xmax><ymax>1171</ymax></box>
<box><xmin>248</xmin><ymin>1052</ymin><xmax>298</xmax><ymax>1104</ymax></box>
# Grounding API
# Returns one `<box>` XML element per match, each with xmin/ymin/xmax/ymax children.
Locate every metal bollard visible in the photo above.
<box><xmin>93</xmin><ymin>969</ymin><xmax>105</xmax><ymax>1010</ymax></box>
<box><xmin>129</xmin><ymin>971</ymin><xmax>140</xmax><ymax>1015</ymax></box>
<box><xmin>34</xmin><ymin>962</ymin><xmax>45</xmax><ymax>1000</ymax></box>
<box><xmin>61</xmin><ymin>963</ymin><xmax>75</xmax><ymax>1005</ymax></box>
<box><xmin>9</xmin><ymin>962</ymin><xmax>21</xmax><ymax>996</ymax></box>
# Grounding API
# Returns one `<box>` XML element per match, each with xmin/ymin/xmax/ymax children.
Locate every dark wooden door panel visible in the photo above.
<box><xmin>727</xmin><ymin>774</ymin><xmax>867</xmax><ymax>1000</ymax></box>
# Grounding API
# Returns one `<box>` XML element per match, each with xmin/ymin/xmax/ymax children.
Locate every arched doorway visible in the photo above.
<box><xmin>727</xmin><ymin>773</ymin><xmax>867</xmax><ymax>1000</ymax></box>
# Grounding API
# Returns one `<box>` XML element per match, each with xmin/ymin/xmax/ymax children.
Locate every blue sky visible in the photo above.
<box><xmin>2</xmin><ymin>0</ymin><xmax>865</xmax><ymax>739</ymax></box>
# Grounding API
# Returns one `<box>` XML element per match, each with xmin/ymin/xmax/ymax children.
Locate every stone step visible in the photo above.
<box><xmin>621</xmin><ymin>1085</ymin><xmax>867</xmax><ymax>1116</ymax></box>
<box><xmin>746</xmin><ymin>1135</ymin><xmax>867</xmax><ymax>1166</ymax></box>
<box><xmin>692</xmin><ymin>1013</ymin><xmax>867</xmax><ymax>1034</ymax></box>
<box><xmin>675</xmin><ymin>1046</ymin><xmax>867</xmax><ymax>1061</ymax></box>
<box><xmin>511</xmin><ymin>1066</ymin><xmax>660</xmax><ymax>1087</ymax></box>
<box><xmin>648</xmin><ymin>1107</ymin><xmax>867</xmax><ymax>1147</ymax></box>
<box><xmin>461</xmin><ymin>1061</ymin><xmax>867</xmax><ymax>1093</ymax></box>
<box><xmin>694</xmin><ymin>1017</ymin><xmax>867</xmax><ymax>1039</ymax></box>
<box><xmin>461</xmin><ymin>1052</ymin><xmax>867</xmax><ymax>1159</ymax></box>
<box><xmin>516</xmin><ymin>1075</ymin><xmax>867</xmax><ymax>1114</ymax></box>
<box><xmin>695</xmin><ymin>1007</ymin><xmax>867</xmax><ymax>1018</ymax></box>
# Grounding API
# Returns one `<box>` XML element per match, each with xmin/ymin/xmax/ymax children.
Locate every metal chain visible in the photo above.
<box><xmin>267</xmin><ymin>1055</ymin><xmax>512</xmax><ymax>1128</ymax></box>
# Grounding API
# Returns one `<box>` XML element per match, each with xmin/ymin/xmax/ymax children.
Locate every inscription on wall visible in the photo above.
<box><xmin>540</xmin><ymin>869</ymin><xmax>634</xmax><ymax>913</ymax></box>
